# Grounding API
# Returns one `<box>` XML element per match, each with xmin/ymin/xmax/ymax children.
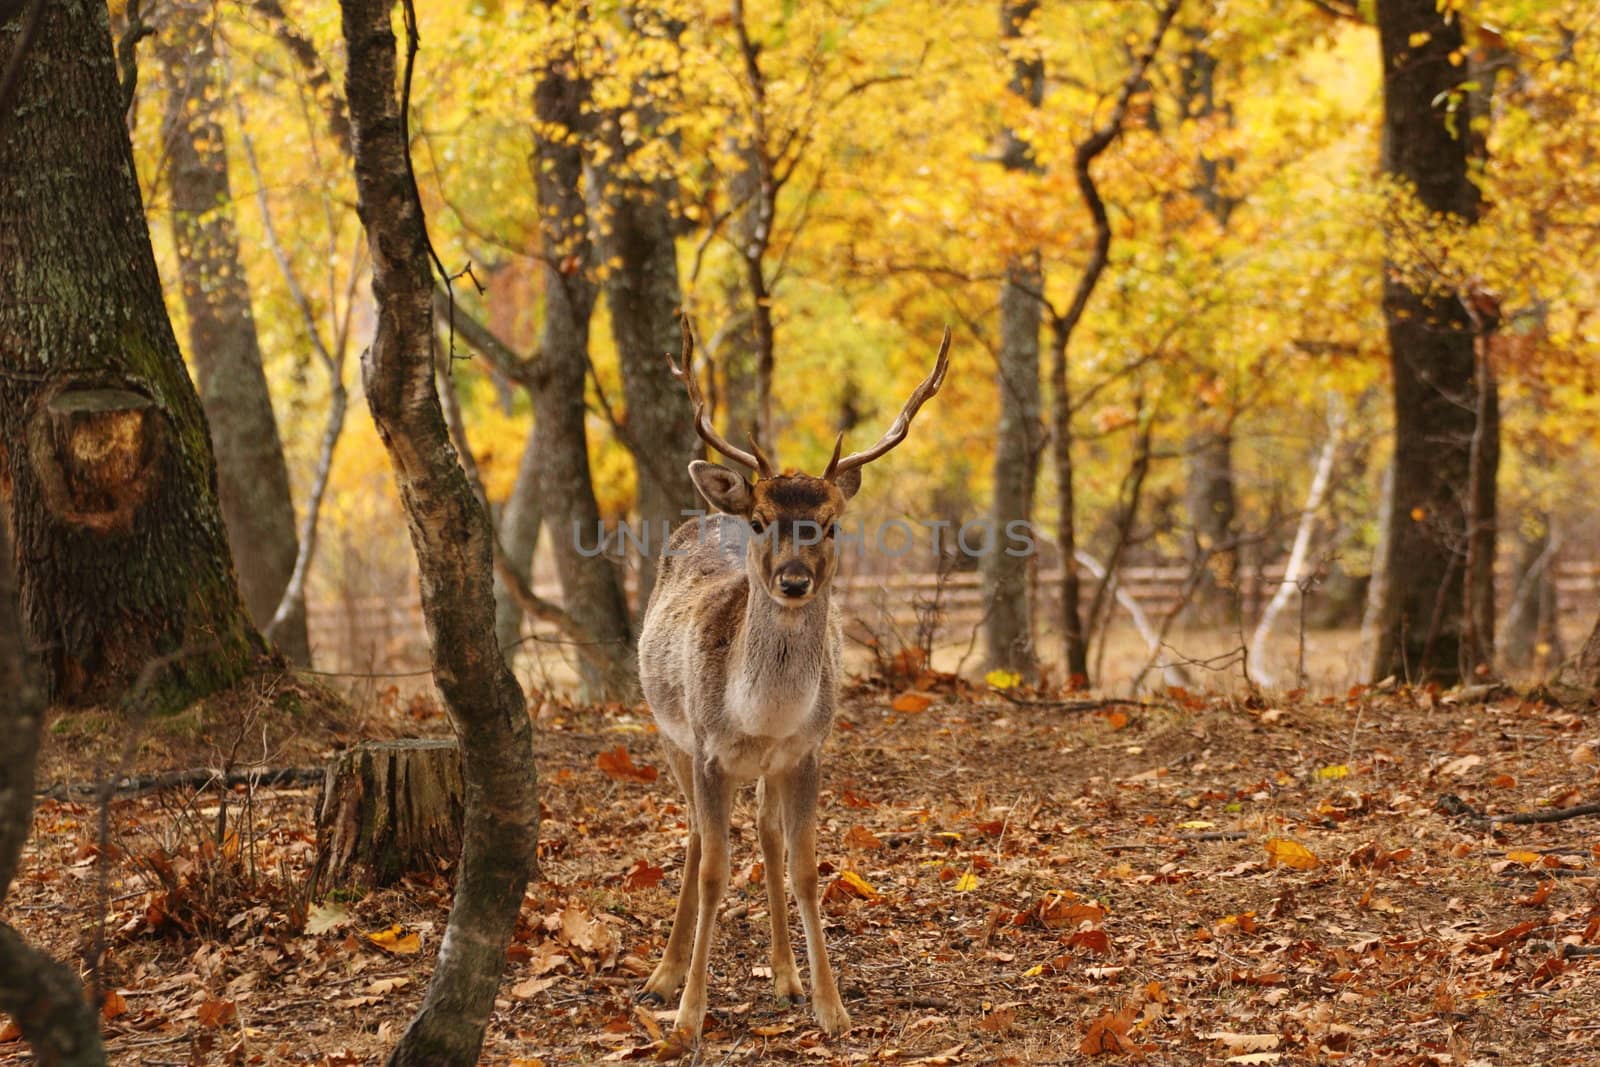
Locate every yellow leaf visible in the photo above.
<box><xmin>1263</xmin><ymin>838</ymin><xmax>1321</xmax><ymax>871</ymax></box>
<box><xmin>952</xmin><ymin>872</ymin><xmax>980</xmax><ymax>892</ymax></box>
<box><xmin>1177</xmin><ymin>820</ymin><xmax>1214</xmax><ymax>830</ymax></box>
<box><xmin>1408</xmin><ymin>31</ymin><xmax>1431</xmax><ymax>47</ymax></box>
<box><xmin>1504</xmin><ymin>850</ymin><xmax>1541</xmax><ymax>865</ymax></box>
<box><xmin>985</xmin><ymin>669</ymin><xmax>1021</xmax><ymax>690</ymax></box>
<box><xmin>1314</xmin><ymin>764</ymin><xmax>1349</xmax><ymax>780</ymax></box>
<box><xmin>1023</xmin><ymin>964</ymin><xmax>1044</xmax><ymax>977</ymax></box>
<box><xmin>366</xmin><ymin>925</ymin><xmax>422</xmax><ymax>954</ymax></box>
<box><xmin>836</xmin><ymin>870</ymin><xmax>878</xmax><ymax>899</ymax></box>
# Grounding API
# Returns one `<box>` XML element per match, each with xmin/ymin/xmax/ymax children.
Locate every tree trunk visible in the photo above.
<box><xmin>1499</xmin><ymin>512</ymin><xmax>1559</xmax><ymax>673</ymax></box>
<box><xmin>595</xmin><ymin>16</ymin><xmax>700</xmax><ymax>609</ymax></box>
<box><xmin>315</xmin><ymin>739</ymin><xmax>465</xmax><ymax>890</ymax></box>
<box><xmin>493</xmin><ymin>427</ymin><xmax>544</xmax><ymax>659</ymax></box>
<box><xmin>1459</xmin><ymin>333</ymin><xmax>1500</xmax><ymax>680</ymax></box>
<box><xmin>531</xmin><ymin>29</ymin><xmax>637</xmax><ymax>700</ymax></box>
<box><xmin>1178</xmin><ymin>28</ymin><xmax>1239</xmax><ymax>626</ymax></box>
<box><xmin>1579</xmin><ymin>615</ymin><xmax>1600</xmax><ymax>693</ymax></box>
<box><xmin>982</xmin><ymin>0</ymin><xmax>1043</xmax><ymax>681</ymax></box>
<box><xmin>1368</xmin><ymin>0</ymin><xmax>1483</xmax><ymax>686</ymax></box>
<box><xmin>339</xmin><ymin>2</ymin><xmax>539</xmax><ymax>1062</ymax></box>
<box><xmin>155</xmin><ymin>0</ymin><xmax>308</xmax><ymax>665</ymax></box>
<box><xmin>0</xmin><ymin>0</ymin><xmax>265</xmax><ymax>714</ymax></box>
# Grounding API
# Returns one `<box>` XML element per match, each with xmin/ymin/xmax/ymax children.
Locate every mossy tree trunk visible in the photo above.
<box><xmin>155</xmin><ymin>0</ymin><xmax>309</xmax><ymax>665</ymax></box>
<box><xmin>339</xmin><ymin>1</ymin><xmax>539</xmax><ymax>1063</ymax></box>
<box><xmin>0</xmin><ymin>0</ymin><xmax>264</xmax><ymax>715</ymax></box>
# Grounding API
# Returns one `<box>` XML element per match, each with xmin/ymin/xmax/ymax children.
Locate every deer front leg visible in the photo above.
<box><xmin>641</xmin><ymin>747</ymin><xmax>700</xmax><ymax>1005</ymax></box>
<box><xmin>676</xmin><ymin>756</ymin><xmax>734</xmax><ymax>1042</ymax></box>
<box><xmin>780</xmin><ymin>756</ymin><xmax>851</xmax><ymax>1036</ymax></box>
<box><xmin>757</xmin><ymin>777</ymin><xmax>804</xmax><ymax>1006</ymax></box>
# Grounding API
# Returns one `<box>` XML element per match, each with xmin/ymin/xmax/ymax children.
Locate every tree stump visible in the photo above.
<box><xmin>314</xmin><ymin>739</ymin><xmax>465</xmax><ymax>889</ymax></box>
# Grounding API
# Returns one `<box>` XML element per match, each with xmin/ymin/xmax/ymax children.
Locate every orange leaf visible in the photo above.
<box><xmin>623</xmin><ymin>858</ymin><xmax>665</xmax><ymax>891</ymax></box>
<box><xmin>366</xmin><ymin>925</ymin><xmax>421</xmax><ymax>955</ymax></box>
<box><xmin>1068</xmin><ymin>929</ymin><xmax>1110</xmax><ymax>954</ymax></box>
<box><xmin>845</xmin><ymin>825</ymin><xmax>884</xmax><ymax>850</ymax></box>
<box><xmin>1080</xmin><ymin>1008</ymin><xmax>1143</xmax><ymax>1056</ymax></box>
<box><xmin>891</xmin><ymin>690</ymin><xmax>935</xmax><ymax>713</ymax></box>
<box><xmin>0</xmin><ymin>1019</ymin><xmax>19</xmax><ymax>1042</ymax></box>
<box><xmin>597</xmin><ymin>746</ymin><xmax>659</xmax><ymax>783</ymax></box>
<box><xmin>1264</xmin><ymin>838</ymin><xmax>1321</xmax><ymax>870</ymax></box>
<box><xmin>826</xmin><ymin>870</ymin><xmax>878</xmax><ymax>901</ymax></box>
<box><xmin>197</xmin><ymin>998</ymin><xmax>237</xmax><ymax>1029</ymax></box>
<box><xmin>101</xmin><ymin>989</ymin><xmax>127</xmax><ymax>1021</ymax></box>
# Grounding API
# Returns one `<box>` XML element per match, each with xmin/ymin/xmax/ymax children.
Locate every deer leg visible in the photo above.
<box><xmin>676</xmin><ymin>755</ymin><xmax>733</xmax><ymax>1041</ymax></box>
<box><xmin>641</xmin><ymin>747</ymin><xmax>699</xmax><ymax>1005</ymax></box>
<box><xmin>757</xmin><ymin>776</ymin><xmax>804</xmax><ymax>1007</ymax></box>
<box><xmin>781</xmin><ymin>756</ymin><xmax>851</xmax><ymax>1036</ymax></box>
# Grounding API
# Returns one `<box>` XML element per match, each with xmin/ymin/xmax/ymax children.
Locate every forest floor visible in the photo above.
<box><xmin>3</xmin><ymin>674</ymin><xmax>1599</xmax><ymax>1066</ymax></box>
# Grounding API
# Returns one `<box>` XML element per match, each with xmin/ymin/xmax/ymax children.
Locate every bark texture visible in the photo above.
<box><xmin>339</xmin><ymin>2</ymin><xmax>539</xmax><ymax>1062</ymax></box>
<box><xmin>315</xmin><ymin>739</ymin><xmax>465</xmax><ymax>889</ymax></box>
<box><xmin>981</xmin><ymin>0</ymin><xmax>1044</xmax><ymax>680</ymax></box>
<box><xmin>1368</xmin><ymin>0</ymin><xmax>1483</xmax><ymax>686</ymax></box>
<box><xmin>1580</xmin><ymin>616</ymin><xmax>1600</xmax><ymax>694</ymax></box>
<box><xmin>156</xmin><ymin>0</ymin><xmax>307</xmax><ymax>665</ymax></box>
<box><xmin>530</xmin><ymin>32</ymin><xmax>638</xmax><ymax>700</ymax></box>
<box><xmin>0</xmin><ymin>0</ymin><xmax>264</xmax><ymax>713</ymax></box>
<box><xmin>492</xmin><ymin>428</ymin><xmax>544</xmax><ymax>659</ymax></box>
<box><xmin>595</xmin><ymin>16</ymin><xmax>699</xmax><ymax>609</ymax></box>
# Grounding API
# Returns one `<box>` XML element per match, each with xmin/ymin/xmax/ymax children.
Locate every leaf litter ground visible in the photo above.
<box><xmin>3</xmin><ymin>683</ymin><xmax>1598</xmax><ymax>1065</ymax></box>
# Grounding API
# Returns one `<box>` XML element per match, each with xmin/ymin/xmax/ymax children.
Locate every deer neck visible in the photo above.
<box><xmin>724</xmin><ymin>582</ymin><xmax>832</xmax><ymax>739</ymax></box>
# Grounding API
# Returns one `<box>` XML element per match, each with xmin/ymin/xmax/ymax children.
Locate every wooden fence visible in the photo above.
<box><xmin>306</xmin><ymin>559</ymin><xmax>1600</xmax><ymax>674</ymax></box>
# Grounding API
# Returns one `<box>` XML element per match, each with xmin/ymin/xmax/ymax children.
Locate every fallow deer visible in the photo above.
<box><xmin>636</xmin><ymin>318</ymin><xmax>952</xmax><ymax>1041</ymax></box>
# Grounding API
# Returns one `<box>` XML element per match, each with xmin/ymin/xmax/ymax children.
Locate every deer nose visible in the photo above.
<box><xmin>776</xmin><ymin>562</ymin><xmax>812</xmax><ymax>598</ymax></box>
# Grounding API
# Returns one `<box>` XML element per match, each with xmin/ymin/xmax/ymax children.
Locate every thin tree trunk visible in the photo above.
<box><xmin>1249</xmin><ymin>399</ymin><xmax>1343</xmax><ymax>688</ymax></box>
<box><xmin>1459</xmin><ymin>324</ymin><xmax>1500</xmax><ymax>681</ymax></box>
<box><xmin>493</xmin><ymin>428</ymin><xmax>544</xmax><ymax>659</ymax></box>
<box><xmin>1</xmin><ymin>0</ymin><xmax>265</xmax><ymax>713</ymax></box>
<box><xmin>338</xmin><ymin>2</ymin><xmax>538</xmax><ymax>1064</ymax></box>
<box><xmin>1499</xmin><ymin>512</ymin><xmax>1558</xmax><ymax>672</ymax></box>
<box><xmin>982</xmin><ymin>0</ymin><xmax>1044</xmax><ymax>680</ymax></box>
<box><xmin>531</xmin><ymin>12</ymin><xmax>637</xmax><ymax>700</ymax></box>
<box><xmin>1045</xmin><ymin>0</ymin><xmax>1182</xmax><ymax>684</ymax></box>
<box><xmin>1368</xmin><ymin>0</ymin><xmax>1483</xmax><ymax>686</ymax></box>
<box><xmin>1579</xmin><ymin>615</ymin><xmax>1600</xmax><ymax>693</ymax></box>
<box><xmin>156</xmin><ymin>0</ymin><xmax>307</xmax><ymax>665</ymax></box>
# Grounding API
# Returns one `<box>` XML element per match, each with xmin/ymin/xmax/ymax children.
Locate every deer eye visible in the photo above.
<box><xmin>825</xmin><ymin>523</ymin><xmax>838</xmax><ymax>539</ymax></box>
<box><xmin>749</xmin><ymin>517</ymin><xmax>766</xmax><ymax>535</ymax></box>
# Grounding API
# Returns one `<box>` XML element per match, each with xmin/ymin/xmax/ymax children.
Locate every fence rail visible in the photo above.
<box><xmin>306</xmin><ymin>558</ymin><xmax>1600</xmax><ymax>672</ymax></box>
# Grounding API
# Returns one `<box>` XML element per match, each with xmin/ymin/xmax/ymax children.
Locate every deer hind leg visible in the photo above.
<box><xmin>780</xmin><ymin>756</ymin><xmax>851</xmax><ymax>1036</ymax></box>
<box><xmin>641</xmin><ymin>746</ymin><xmax>699</xmax><ymax>1005</ymax></box>
<box><xmin>675</xmin><ymin>755</ymin><xmax>734</xmax><ymax>1041</ymax></box>
<box><xmin>757</xmin><ymin>776</ymin><xmax>804</xmax><ymax>1006</ymax></box>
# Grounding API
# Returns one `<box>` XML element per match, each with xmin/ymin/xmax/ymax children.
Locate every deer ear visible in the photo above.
<box><xmin>832</xmin><ymin>466</ymin><xmax>862</xmax><ymax>501</ymax></box>
<box><xmin>689</xmin><ymin>461</ymin><xmax>753</xmax><ymax>516</ymax></box>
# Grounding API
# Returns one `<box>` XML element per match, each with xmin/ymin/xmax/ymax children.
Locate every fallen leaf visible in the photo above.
<box><xmin>623</xmin><ymin>858</ymin><xmax>665</xmax><ymax>891</ymax></box>
<box><xmin>0</xmin><ymin>1020</ymin><xmax>19</xmax><ymax>1042</ymax></box>
<box><xmin>366</xmin><ymin>925</ymin><xmax>421</xmax><ymax>955</ymax></box>
<box><xmin>1439</xmin><ymin>753</ymin><xmax>1483</xmax><ymax>778</ymax></box>
<box><xmin>1504</xmin><ymin>850</ymin><xmax>1542</xmax><ymax>866</ymax></box>
<box><xmin>830</xmin><ymin>870</ymin><xmax>878</xmax><ymax>900</ymax></box>
<box><xmin>1226</xmin><ymin>1055</ymin><xmax>1284</xmax><ymax>1065</ymax></box>
<box><xmin>305</xmin><ymin>901</ymin><xmax>352</xmax><ymax>937</ymax></box>
<box><xmin>1264</xmin><ymin>838</ymin><xmax>1320</xmax><ymax>870</ymax></box>
<box><xmin>845</xmin><ymin>825</ymin><xmax>884</xmax><ymax>850</ymax></box>
<box><xmin>197</xmin><ymin>997</ymin><xmax>236</xmax><ymax>1028</ymax></box>
<box><xmin>1314</xmin><ymin>764</ymin><xmax>1349</xmax><ymax>780</ymax></box>
<box><xmin>985</xmin><ymin>669</ymin><xmax>1021</xmax><ymax>690</ymax></box>
<box><xmin>951</xmin><ymin>872</ymin><xmax>980</xmax><ymax>892</ymax></box>
<box><xmin>101</xmin><ymin>990</ymin><xmax>127</xmax><ymax>1021</ymax></box>
<box><xmin>1204</xmin><ymin>1033</ymin><xmax>1281</xmax><ymax>1052</ymax></box>
<box><xmin>891</xmin><ymin>690</ymin><xmax>935</xmax><ymax>713</ymax></box>
<box><xmin>512</xmin><ymin>975</ymin><xmax>561</xmax><ymax>999</ymax></box>
<box><xmin>597</xmin><ymin>746</ymin><xmax>659</xmax><ymax>783</ymax></box>
<box><xmin>368</xmin><ymin>977</ymin><xmax>412</xmax><ymax>996</ymax></box>
<box><xmin>979</xmin><ymin>1007</ymin><xmax>1017</xmax><ymax>1033</ymax></box>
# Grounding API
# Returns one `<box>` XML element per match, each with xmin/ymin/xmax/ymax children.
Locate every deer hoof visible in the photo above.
<box><xmin>816</xmin><ymin>1000</ymin><xmax>851</xmax><ymax>1037</ymax></box>
<box><xmin>775</xmin><ymin>992</ymin><xmax>807</xmax><ymax>1010</ymax></box>
<box><xmin>635</xmin><ymin>989</ymin><xmax>668</xmax><ymax>1006</ymax></box>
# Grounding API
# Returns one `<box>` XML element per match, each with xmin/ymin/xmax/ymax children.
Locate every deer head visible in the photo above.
<box><xmin>667</xmin><ymin>317</ymin><xmax>952</xmax><ymax>609</ymax></box>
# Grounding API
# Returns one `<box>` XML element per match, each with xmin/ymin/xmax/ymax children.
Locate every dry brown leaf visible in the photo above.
<box><xmin>1203</xmin><ymin>1033</ymin><xmax>1281</xmax><ymax>1052</ymax></box>
<box><xmin>845</xmin><ymin>825</ymin><xmax>884</xmax><ymax>850</ymax></box>
<box><xmin>196</xmin><ymin>997</ymin><xmax>236</xmax><ymax>1028</ymax></box>
<box><xmin>623</xmin><ymin>858</ymin><xmax>665</xmax><ymax>891</ymax></box>
<box><xmin>100</xmin><ymin>990</ymin><xmax>127</xmax><ymax>1021</ymax></box>
<box><xmin>368</xmin><ymin>976</ymin><xmax>412</xmax><ymax>996</ymax></box>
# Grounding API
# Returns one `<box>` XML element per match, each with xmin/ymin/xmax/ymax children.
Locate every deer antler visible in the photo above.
<box><xmin>825</xmin><ymin>327</ymin><xmax>952</xmax><ymax>479</ymax></box>
<box><xmin>667</xmin><ymin>316</ymin><xmax>775</xmax><ymax>479</ymax></box>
